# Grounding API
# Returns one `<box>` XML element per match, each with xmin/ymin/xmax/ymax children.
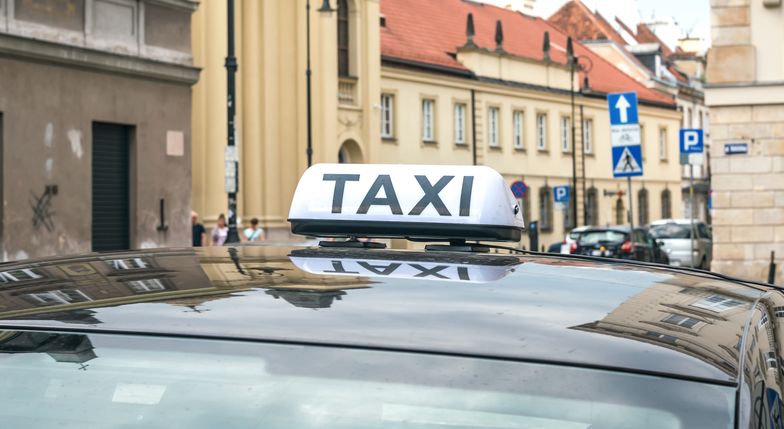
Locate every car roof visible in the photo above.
<box><xmin>651</xmin><ymin>219</ymin><xmax>702</xmax><ymax>226</ymax></box>
<box><xmin>0</xmin><ymin>245</ymin><xmax>768</xmax><ymax>385</ymax></box>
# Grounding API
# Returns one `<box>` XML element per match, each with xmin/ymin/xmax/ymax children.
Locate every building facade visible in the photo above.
<box><xmin>191</xmin><ymin>0</ymin><xmax>682</xmax><ymax>249</ymax></box>
<box><xmin>548</xmin><ymin>0</ymin><xmax>711</xmax><ymax>223</ymax></box>
<box><xmin>706</xmin><ymin>0</ymin><xmax>784</xmax><ymax>282</ymax></box>
<box><xmin>0</xmin><ymin>0</ymin><xmax>200</xmax><ymax>260</ymax></box>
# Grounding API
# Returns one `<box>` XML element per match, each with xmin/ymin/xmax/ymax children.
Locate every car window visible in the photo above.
<box><xmin>650</xmin><ymin>224</ymin><xmax>691</xmax><ymax>239</ymax></box>
<box><xmin>0</xmin><ymin>331</ymin><xmax>735</xmax><ymax>429</ymax></box>
<box><xmin>698</xmin><ymin>223</ymin><xmax>711</xmax><ymax>239</ymax></box>
<box><xmin>578</xmin><ymin>231</ymin><xmax>627</xmax><ymax>245</ymax></box>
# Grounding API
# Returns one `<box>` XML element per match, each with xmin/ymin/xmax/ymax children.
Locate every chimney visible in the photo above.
<box><xmin>464</xmin><ymin>13</ymin><xmax>477</xmax><ymax>48</ymax></box>
<box><xmin>495</xmin><ymin>20</ymin><xmax>504</xmax><ymax>52</ymax></box>
<box><xmin>542</xmin><ymin>31</ymin><xmax>551</xmax><ymax>61</ymax></box>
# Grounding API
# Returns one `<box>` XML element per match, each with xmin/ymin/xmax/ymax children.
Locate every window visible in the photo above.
<box><xmin>538</xmin><ymin>186</ymin><xmax>553</xmax><ymax>232</ymax></box>
<box><xmin>380</xmin><ymin>94</ymin><xmax>394</xmax><ymax>138</ymax></box>
<box><xmin>685</xmin><ymin>107</ymin><xmax>692</xmax><ymax>128</ymax></box>
<box><xmin>644</xmin><ymin>331</ymin><xmax>678</xmax><ymax>344</ymax></box>
<box><xmin>697</xmin><ymin>223</ymin><xmax>711</xmax><ymax>239</ymax></box>
<box><xmin>108</xmin><ymin>258</ymin><xmax>150</xmax><ymax>270</ymax></box>
<box><xmin>585</xmin><ymin>187</ymin><xmax>598</xmax><ymax>226</ymax></box>
<box><xmin>662</xmin><ymin>313</ymin><xmax>700</xmax><ymax>329</ymax></box>
<box><xmin>563</xmin><ymin>200</ymin><xmax>575</xmax><ymax>230</ymax></box>
<box><xmin>637</xmin><ymin>188</ymin><xmax>649</xmax><ymax>225</ymax></box>
<box><xmin>615</xmin><ymin>197</ymin><xmax>625</xmax><ymax>225</ymax></box>
<box><xmin>661</xmin><ymin>189</ymin><xmax>672</xmax><ymax>219</ymax></box>
<box><xmin>337</xmin><ymin>0</ymin><xmax>350</xmax><ymax>76</ymax></box>
<box><xmin>692</xmin><ymin>295</ymin><xmax>745</xmax><ymax>312</ymax></box>
<box><xmin>422</xmin><ymin>99</ymin><xmax>435</xmax><ymax>142</ymax></box>
<box><xmin>658</xmin><ymin>127</ymin><xmax>667</xmax><ymax>160</ymax></box>
<box><xmin>454</xmin><ymin>103</ymin><xmax>466</xmax><ymax>144</ymax></box>
<box><xmin>25</xmin><ymin>289</ymin><xmax>91</xmax><ymax>306</ymax></box>
<box><xmin>536</xmin><ymin>113</ymin><xmax>547</xmax><ymax>150</ymax></box>
<box><xmin>560</xmin><ymin>116</ymin><xmax>570</xmax><ymax>152</ymax></box>
<box><xmin>487</xmin><ymin>107</ymin><xmax>500</xmax><ymax>148</ymax></box>
<box><xmin>582</xmin><ymin>118</ymin><xmax>593</xmax><ymax>154</ymax></box>
<box><xmin>513</xmin><ymin>111</ymin><xmax>524</xmax><ymax>149</ymax></box>
<box><xmin>0</xmin><ymin>268</ymin><xmax>43</xmax><ymax>284</ymax></box>
<box><xmin>126</xmin><ymin>278</ymin><xmax>167</xmax><ymax>293</ymax></box>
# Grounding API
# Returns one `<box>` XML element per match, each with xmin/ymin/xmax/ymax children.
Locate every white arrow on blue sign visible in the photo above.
<box><xmin>608</xmin><ymin>92</ymin><xmax>639</xmax><ymax>126</ymax></box>
<box><xmin>553</xmin><ymin>186</ymin><xmax>570</xmax><ymax>204</ymax></box>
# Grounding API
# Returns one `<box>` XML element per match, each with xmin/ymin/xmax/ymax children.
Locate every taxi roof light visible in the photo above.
<box><xmin>288</xmin><ymin>164</ymin><xmax>524</xmax><ymax>242</ymax></box>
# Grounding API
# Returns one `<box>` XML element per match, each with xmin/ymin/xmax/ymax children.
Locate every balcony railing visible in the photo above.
<box><xmin>338</xmin><ymin>77</ymin><xmax>358</xmax><ymax>106</ymax></box>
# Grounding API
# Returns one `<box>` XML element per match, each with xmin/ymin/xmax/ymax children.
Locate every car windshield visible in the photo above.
<box><xmin>0</xmin><ymin>331</ymin><xmax>734</xmax><ymax>429</ymax></box>
<box><xmin>579</xmin><ymin>230</ymin><xmax>627</xmax><ymax>245</ymax></box>
<box><xmin>651</xmin><ymin>224</ymin><xmax>692</xmax><ymax>239</ymax></box>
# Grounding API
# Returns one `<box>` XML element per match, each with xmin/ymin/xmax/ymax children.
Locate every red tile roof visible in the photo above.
<box><xmin>635</xmin><ymin>23</ymin><xmax>673</xmax><ymax>57</ymax></box>
<box><xmin>548</xmin><ymin>0</ymin><xmax>626</xmax><ymax>46</ymax></box>
<box><xmin>380</xmin><ymin>0</ymin><xmax>674</xmax><ymax>106</ymax></box>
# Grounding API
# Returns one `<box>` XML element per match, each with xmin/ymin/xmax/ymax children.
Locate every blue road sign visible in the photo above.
<box><xmin>612</xmin><ymin>145</ymin><xmax>643</xmax><ymax>178</ymax></box>
<box><xmin>553</xmin><ymin>186</ymin><xmax>570</xmax><ymax>204</ymax></box>
<box><xmin>607</xmin><ymin>92</ymin><xmax>639</xmax><ymax>126</ymax></box>
<box><xmin>510</xmin><ymin>180</ymin><xmax>527</xmax><ymax>198</ymax></box>
<box><xmin>679</xmin><ymin>129</ymin><xmax>704</xmax><ymax>154</ymax></box>
<box><xmin>725</xmin><ymin>143</ymin><xmax>748</xmax><ymax>155</ymax></box>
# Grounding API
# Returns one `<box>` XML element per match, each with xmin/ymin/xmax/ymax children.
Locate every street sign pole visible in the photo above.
<box><xmin>627</xmin><ymin>177</ymin><xmax>633</xmax><ymax>230</ymax></box>
<box><xmin>690</xmin><ymin>164</ymin><xmax>695</xmax><ymax>268</ymax></box>
<box><xmin>224</xmin><ymin>0</ymin><xmax>240</xmax><ymax>244</ymax></box>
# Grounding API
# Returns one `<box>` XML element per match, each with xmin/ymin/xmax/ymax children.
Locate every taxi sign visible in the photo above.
<box><xmin>289</xmin><ymin>164</ymin><xmax>524</xmax><ymax>241</ymax></box>
<box><xmin>290</xmin><ymin>250</ymin><xmax>518</xmax><ymax>283</ymax></box>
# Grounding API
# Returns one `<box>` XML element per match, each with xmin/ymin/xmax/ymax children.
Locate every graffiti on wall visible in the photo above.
<box><xmin>31</xmin><ymin>185</ymin><xmax>58</xmax><ymax>232</ymax></box>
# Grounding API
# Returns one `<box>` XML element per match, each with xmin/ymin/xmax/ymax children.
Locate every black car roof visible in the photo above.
<box><xmin>0</xmin><ymin>245</ymin><xmax>769</xmax><ymax>385</ymax></box>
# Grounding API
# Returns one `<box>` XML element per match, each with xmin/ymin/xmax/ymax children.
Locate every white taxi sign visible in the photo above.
<box><xmin>290</xmin><ymin>255</ymin><xmax>517</xmax><ymax>283</ymax></box>
<box><xmin>288</xmin><ymin>164</ymin><xmax>524</xmax><ymax>241</ymax></box>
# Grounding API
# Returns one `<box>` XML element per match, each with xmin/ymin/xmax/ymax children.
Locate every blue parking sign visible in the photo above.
<box><xmin>553</xmin><ymin>186</ymin><xmax>570</xmax><ymax>204</ymax></box>
<box><xmin>679</xmin><ymin>129</ymin><xmax>704</xmax><ymax>154</ymax></box>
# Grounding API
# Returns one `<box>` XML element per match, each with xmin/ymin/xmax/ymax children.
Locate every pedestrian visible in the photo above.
<box><xmin>243</xmin><ymin>217</ymin><xmax>265</xmax><ymax>242</ymax></box>
<box><xmin>211</xmin><ymin>213</ymin><xmax>229</xmax><ymax>246</ymax></box>
<box><xmin>192</xmin><ymin>211</ymin><xmax>206</xmax><ymax>247</ymax></box>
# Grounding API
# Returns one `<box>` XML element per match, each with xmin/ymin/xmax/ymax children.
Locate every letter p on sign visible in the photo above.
<box><xmin>679</xmin><ymin>129</ymin><xmax>704</xmax><ymax>154</ymax></box>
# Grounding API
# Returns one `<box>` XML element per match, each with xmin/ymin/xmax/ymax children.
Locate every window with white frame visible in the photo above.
<box><xmin>560</xmin><ymin>116</ymin><xmax>570</xmax><ymax>152</ymax></box>
<box><xmin>692</xmin><ymin>295</ymin><xmax>745</xmax><ymax>312</ymax></box>
<box><xmin>422</xmin><ymin>99</ymin><xmax>435</xmax><ymax>142</ymax></box>
<box><xmin>582</xmin><ymin>118</ymin><xmax>593</xmax><ymax>154</ymax></box>
<box><xmin>488</xmin><ymin>107</ymin><xmax>500</xmax><ymax>148</ymax></box>
<box><xmin>536</xmin><ymin>113</ymin><xmax>547</xmax><ymax>150</ymax></box>
<box><xmin>108</xmin><ymin>258</ymin><xmax>150</xmax><ymax>270</ymax></box>
<box><xmin>454</xmin><ymin>103</ymin><xmax>466</xmax><ymax>145</ymax></box>
<box><xmin>380</xmin><ymin>93</ymin><xmax>394</xmax><ymax>138</ymax></box>
<box><xmin>126</xmin><ymin>278</ymin><xmax>167</xmax><ymax>293</ymax></box>
<box><xmin>662</xmin><ymin>313</ymin><xmax>700</xmax><ymax>329</ymax></box>
<box><xmin>658</xmin><ymin>127</ymin><xmax>667</xmax><ymax>160</ymax></box>
<box><xmin>513</xmin><ymin>111</ymin><xmax>524</xmax><ymax>149</ymax></box>
<box><xmin>26</xmin><ymin>289</ymin><xmax>91</xmax><ymax>306</ymax></box>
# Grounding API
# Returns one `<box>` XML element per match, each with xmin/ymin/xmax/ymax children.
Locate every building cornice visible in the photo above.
<box><xmin>0</xmin><ymin>32</ymin><xmax>200</xmax><ymax>85</ymax></box>
<box><xmin>705</xmin><ymin>82</ymin><xmax>784</xmax><ymax>106</ymax></box>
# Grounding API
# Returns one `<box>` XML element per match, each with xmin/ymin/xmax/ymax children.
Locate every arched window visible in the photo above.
<box><xmin>638</xmin><ymin>188</ymin><xmax>650</xmax><ymax>225</ymax></box>
<box><xmin>337</xmin><ymin>0</ymin><xmax>350</xmax><ymax>76</ymax></box>
<box><xmin>539</xmin><ymin>186</ymin><xmax>553</xmax><ymax>232</ymax></box>
<box><xmin>661</xmin><ymin>189</ymin><xmax>672</xmax><ymax>219</ymax></box>
<box><xmin>585</xmin><ymin>187</ymin><xmax>599</xmax><ymax>226</ymax></box>
<box><xmin>615</xmin><ymin>197</ymin><xmax>625</xmax><ymax>225</ymax></box>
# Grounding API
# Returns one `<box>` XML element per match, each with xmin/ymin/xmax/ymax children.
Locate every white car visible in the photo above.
<box><xmin>560</xmin><ymin>226</ymin><xmax>591</xmax><ymax>254</ymax></box>
<box><xmin>649</xmin><ymin>219</ymin><xmax>712</xmax><ymax>269</ymax></box>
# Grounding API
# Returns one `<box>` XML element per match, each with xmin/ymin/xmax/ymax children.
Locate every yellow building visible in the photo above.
<box><xmin>191</xmin><ymin>0</ymin><xmax>682</xmax><ymax>248</ymax></box>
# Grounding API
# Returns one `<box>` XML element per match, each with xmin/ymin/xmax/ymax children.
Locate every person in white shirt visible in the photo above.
<box><xmin>243</xmin><ymin>217</ymin><xmax>265</xmax><ymax>242</ymax></box>
<box><xmin>211</xmin><ymin>213</ymin><xmax>229</xmax><ymax>246</ymax></box>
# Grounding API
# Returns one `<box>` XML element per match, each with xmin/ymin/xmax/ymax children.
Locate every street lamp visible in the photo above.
<box><xmin>225</xmin><ymin>0</ymin><xmax>240</xmax><ymax>244</ymax></box>
<box><xmin>306</xmin><ymin>0</ymin><xmax>334</xmax><ymax>167</ymax></box>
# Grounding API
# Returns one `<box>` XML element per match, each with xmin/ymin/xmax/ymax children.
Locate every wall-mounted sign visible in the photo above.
<box><xmin>724</xmin><ymin>143</ymin><xmax>748</xmax><ymax>155</ymax></box>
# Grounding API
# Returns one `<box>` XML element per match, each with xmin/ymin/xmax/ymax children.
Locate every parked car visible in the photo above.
<box><xmin>649</xmin><ymin>219</ymin><xmax>712</xmax><ymax>270</ymax></box>
<box><xmin>573</xmin><ymin>226</ymin><xmax>669</xmax><ymax>264</ymax></box>
<box><xmin>560</xmin><ymin>225</ymin><xmax>591</xmax><ymax>254</ymax></box>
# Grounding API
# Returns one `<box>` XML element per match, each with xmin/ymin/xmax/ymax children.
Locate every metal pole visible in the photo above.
<box><xmin>580</xmin><ymin>104</ymin><xmax>587</xmax><ymax>225</ymax></box>
<box><xmin>306</xmin><ymin>0</ymin><xmax>314</xmax><ymax>167</ymax></box>
<box><xmin>224</xmin><ymin>0</ymin><xmax>240</xmax><ymax>244</ymax></box>
<box><xmin>570</xmin><ymin>61</ymin><xmax>577</xmax><ymax>228</ymax></box>
<box><xmin>690</xmin><ymin>164</ymin><xmax>695</xmax><ymax>267</ymax></box>
<box><xmin>627</xmin><ymin>177</ymin><xmax>634</xmax><ymax>230</ymax></box>
<box><xmin>471</xmin><ymin>89</ymin><xmax>477</xmax><ymax>166</ymax></box>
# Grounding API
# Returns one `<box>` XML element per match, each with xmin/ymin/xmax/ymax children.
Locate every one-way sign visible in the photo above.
<box><xmin>608</xmin><ymin>92</ymin><xmax>639</xmax><ymax>125</ymax></box>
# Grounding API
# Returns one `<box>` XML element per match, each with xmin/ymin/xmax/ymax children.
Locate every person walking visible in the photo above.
<box><xmin>192</xmin><ymin>211</ymin><xmax>206</xmax><ymax>247</ymax></box>
<box><xmin>243</xmin><ymin>217</ymin><xmax>265</xmax><ymax>242</ymax></box>
<box><xmin>211</xmin><ymin>213</ymin><xmax>229</xmax><ymax>246</ymax></box>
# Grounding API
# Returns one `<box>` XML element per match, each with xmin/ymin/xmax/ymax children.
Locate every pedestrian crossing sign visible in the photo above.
<box><xmin>612</xmin><ymin>145</ymin><xmax>643</xmax><ymax>177</ymax></box>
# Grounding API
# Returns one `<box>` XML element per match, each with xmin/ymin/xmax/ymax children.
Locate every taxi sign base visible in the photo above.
<box><xmin>319</xmin><ymin>239</ymin><xmax>386</xmax><ymax>249</ymax></box>
<box><xmin>425</xmin><ymin>241</ymin><xmax>490</xmax><ymax>253</ymax></box>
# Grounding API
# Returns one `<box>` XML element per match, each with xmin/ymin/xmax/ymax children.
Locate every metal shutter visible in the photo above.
<box><xmin>92</xmin><ymin>123</ymin><xmax>130</xmax><ymax>251</ymax></box>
